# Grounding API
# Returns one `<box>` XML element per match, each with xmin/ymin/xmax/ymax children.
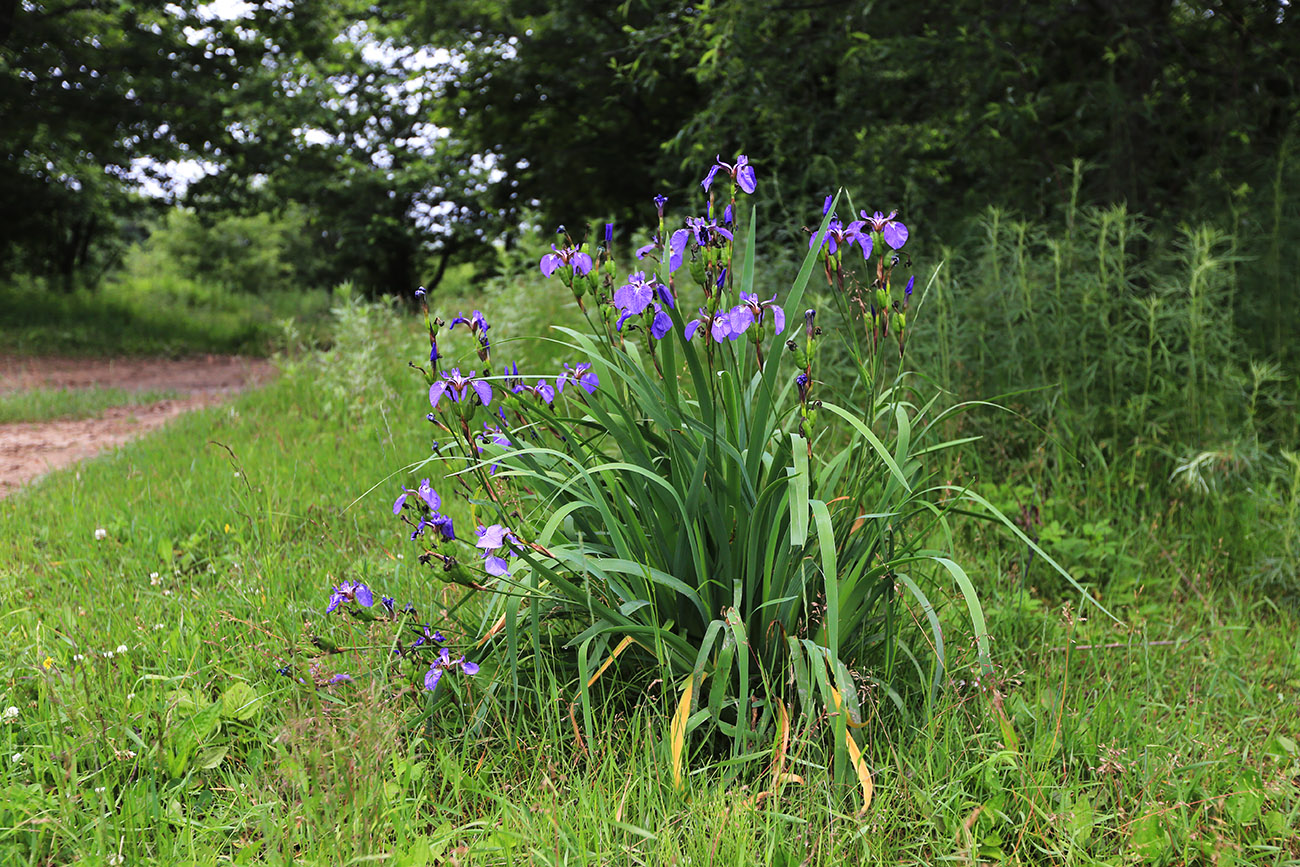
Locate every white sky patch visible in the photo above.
<box><xmin>196</xmin><ymin>0</ymin><xmax>255</xmax><ymax>21</ymax></box>
<box><xmin>125</xmin><ymin>156</ymin><xmax>220</xmax><ymax>198</ymax></box>
<box><xmin>131</xmin><ymin>4</ymin><xmax>497</xmax><ymax>238</ymax></box>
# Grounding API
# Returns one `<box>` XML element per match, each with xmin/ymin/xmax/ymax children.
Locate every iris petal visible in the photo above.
<box><xmin>736</xmin><ymin>165</ymin><xmax>756</xmax><ymax>194</ymax></box>
<box><xmin>883</xmin><ymin>221</ymin><xmax>909</xmax><ymax>250</ymax></box>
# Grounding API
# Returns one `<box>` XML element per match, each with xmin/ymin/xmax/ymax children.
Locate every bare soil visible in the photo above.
<box><xmin>0</xmin><ymin>355</ymin><xmax>275</xmax><ymax>498</ymax></box>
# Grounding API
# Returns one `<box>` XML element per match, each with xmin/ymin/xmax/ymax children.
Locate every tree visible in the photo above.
<box><xmin>0</xmin><ymin>0</ymin><xmax>240</xmax><ymax>285</ymax></box>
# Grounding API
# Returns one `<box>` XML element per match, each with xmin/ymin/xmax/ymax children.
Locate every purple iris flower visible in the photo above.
<box><xmin>668</xmin><ymin>229</ymin><xmax>689</xmax><ymax>274</ymax></box>
<box><xmin>414</xmin><ymin>286</ymin><xmax>426</xmax><ymax>298</ymax></box>
<box><xmin>539</xmin><ymin>244</ymin><xmax>594</xmax><ymax>278</ymax></box>
<box><xmin>905</xmin><ymin>275</ymin><xmax>915</xmax><ymax>298</ymax></box>
<box><xmin>614</xmin><ymin>272</ymin><xmax>674</xmax><ymax>336</ymax></box>
<box><xmin>684</xmin><ymin>216</ymin><xmax>734</xmax><ymax>248</ymax></box>
<box><xmin>476</xmin><ymin>523</ymin><xmax>517</xmax><ymax>576</ymax></box>
<box><xmin>512</xmin><ymin>378</ymin><xmax>555</xmax><ymax>404</ymax></box>
<box><xmin>327</xmin><ymin>673</ymin><xmax>353</xmax><ymax>685</ymax></box>
<box><xmin>411</xmin><ymin>511</ymin><xmax>456</xmax><ymax>542</ymax></box>
<box><xmin>412</xmin><ymin>625</ymin><xmax>445</xmax><ymax>649</ymax></box>
<box><xmin>381</xmin><ymin>596</ymin><xmax>395</xmax><ymax>613</ymax></box>
<box><xmin>618</xmin><ymin>302</ymin><xmax>673</xmax><ymax>339</ymax></box>
<box><xmin>861</xmin><ymin>209</ymin><xmax>909</xmax><ymax>250</ymax></box>
<box><xmin>667</xmin><ymin>217</ymin><xmax>733</xmax><ymax>274</ymax></box>
<box><xmin>729</xmin><ymin>292</ymin><xmax>786</xmax><ymax>337</ymax></box>
<box><xmin>604</xmin><ymin>223</ymin><xmax>613</xmax><ymax>245</ymax></box>
<box><xmin>450</xmin><ymin>310</ymin><xmax>489</xmax><ymax>335</ymax></box>
<box><xmin>482</xmin><ymin>424</ymin><xmax>511</xmax><ymax>448</ymax></box>
<box><xmin>326</xmin><ymin>580</ymin><xmax>374</xmax><ymax>614</ymax></box>
<box><xmin>429</xmin><ymin>368</ymin><xmax>494</xmax><ymax>409</ymax></box>
<box><xmin>701</xmin><ymin>154</ymin><xmax>757</xmax><ymax>195</ymax></box>
<box><xmin>416</xmin><ymin>479</ymin><xmax>439</xmax><ymax>511</ymax></box>
<box><xmin>556</xmin><ymin>363</ymin><xmax>598</xmax><ymax>395</ymax></box>
<box><xmin>614</xmin><ymin>271</ymin><xmax>658</xmax><ymax>317</ymax></box>
<box><xmin>654</xmin><ymin>194</ymin><xmax>668</xmax><ymax>218</ymax></box>
<box><xmin>393</xmin><ymin>479</ymin><xmax>441</xmax><ymax>514</ymax></box>
<box><xmin>424</xmin><ymin>649</ymin><xmax>480</xmax><ymax>692</ymax></box>
<box><xmin>810</xmin><ymin>216</ymin><xmax>872</xmax><ymax>260</ymax></box>
<box><xmin>685</xmin><ymin>308</ymin><xmax>743</xmax><ymax>343</ymax></box>
<box><xmin>476</xmin><ymin>524</ymin><xmax>510</xmax><ymax>551</ymax></box>
<box><xmin>431</xmin><ymin>514</ymin><xmax>456</xmax><ymax>541</ymax></box>
<box><xmin>635</xmin><ymin>240</ymin><xmax>659</xmax><ymax>260</ymax></box>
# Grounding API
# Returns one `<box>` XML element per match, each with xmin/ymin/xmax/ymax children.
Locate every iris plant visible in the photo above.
<box><xmin>423</xmin><ymin>646</ymin><xmax>480</xmax><ymax>692</ymax></box>
<box><xmin>729</xmin><ymin>292</ymin><xmax>786</xmax><ymax>337</ymax></box>
<box><xmin>556</xmin><ymin>363</ymin><xmax>599</xmax><ymax>395</ymax></box>
<box><xmin>539</xmin><ymin>244</ymin><xmax>594</xmax><ymax>278</ymax></box>
<box><xmin>476</xmin><ymin>523</ymin><xmax>517</xmax><ymax>576</ymax></box>
<box><xmin>701</xmin><ymin>154</ymin><xmax>757</xmax><ymax>195</ymax></box>
<box><xmin>429</xmin><ymin>368</ymin><xmax>493</xmax><ymax>409</ymax></box>
<box><xmin>861</xmin><ymin>209</ymin><xmax>909</xmax><ymax>250</ymax></box>
<box><xmin>326</xmin><ymin>581</ymin><xmax>374</xmax><ymax>614</ymax></box>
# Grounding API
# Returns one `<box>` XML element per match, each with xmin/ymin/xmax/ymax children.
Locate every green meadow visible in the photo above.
<box><xmin>1</xmin><ymin>235</ymin><xmax>1297</xmax><ymax>865</ymax></box>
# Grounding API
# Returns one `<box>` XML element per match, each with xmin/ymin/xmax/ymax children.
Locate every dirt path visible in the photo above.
<box><xmin>0</xmin><ymin>355</ymin><xmax>275</xmax><ymax>498</ymax></box>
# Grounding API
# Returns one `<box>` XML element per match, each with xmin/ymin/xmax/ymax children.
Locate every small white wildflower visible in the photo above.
<box><xmin>106</xmin><ymin>853</ymin><xmax>124</xmax><ymax>866</ymax></box>
<box><xmin>116</xmin><ymin>644</ymin><xmax>128</xmax><ymax>654</ymax></box>
<box><xmin>94</xmin><ymin>786</ymin><xmax>105</xmax><ymax>794</ymax></box>
<box><xmin>2</xmin><ymin>706</ymin><xmax>17</xmax><ymax>721</ymax></box>
<box><xmin>104</xmin><ymin>651</ymin><xmax>114</xmax><ymax>659</ymax></box>
<box><xmin>73</xmin><ymin>653</ymin><xmax>84</xmax><ymax>662</ymax></box>
<box><xmin>234</xmin><ymin>471</ymin><xmax>241</xmax><ymax>477</ymax></box>
<box><xmin>11</xmin><ymin>752</ymin><xmax>23</xmax><ymax>763</ymax></box>
<box><xmin>153</xmin><ymin>623</ymin><xmax>164</xmax><ymax>631</ymax></box>
<box><xmin>149</xmin><ymin>572</ymin><xmax>161</xmax><ymax>585</ymax></box>
<box><xmin>94</xmin><ymin>528</ymin><xmax>107</xmax><ymax>540</ymax></box>
<box><xmin>126</xmin><ymin>693</ymin><xmax>135</xmax><ymax>701</ymax></box>
<box><xmin>163</xmin><ymin>589</ymin><xmax>172</xmax><ymax>596</ymax></box>
<box><xmin>396</xmin><ymin>553</ymin><xmax>404</xmax><ymax>560</ymax></box>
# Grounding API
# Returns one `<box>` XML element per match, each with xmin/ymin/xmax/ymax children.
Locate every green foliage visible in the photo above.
<box><xmin>140</xmin><ymin>208</ymin><xmax>316</xmax><ymax>296</ymax></box>
<box><xmin>397</xmin><ymin>196</ymin><xmax>1083</xmax><ymax>804</ymax></box>
<box><xmin>0</xmin><ymin>274</ymin><xmax>1298</xmax><ymax>862</ymax></box>
<box><xmin>0</xmin><ymin>270</ymin><xmax>334</xmax><ymax>357</ymax></box>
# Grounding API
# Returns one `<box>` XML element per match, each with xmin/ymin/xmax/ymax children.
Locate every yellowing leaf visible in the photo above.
<box><xmin>831</xmin><ymin>686</ymin><xmax>874</xmax><ymax>814</ymax></box>
<box><xmin>670</xmin><ymin>672</ymin><xmax>699</xmax><ymax>791</ymax></box>
<box><xmin>586</xmin><ymin>636</ymin><xmax>635</xmax><ymax>688</ymax></box>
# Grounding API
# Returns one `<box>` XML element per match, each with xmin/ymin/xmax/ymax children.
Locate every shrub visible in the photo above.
<box><xmin>330</xmin><ymin>157</ymin><xmax>1084</xmax><ymax>807</ymax></box>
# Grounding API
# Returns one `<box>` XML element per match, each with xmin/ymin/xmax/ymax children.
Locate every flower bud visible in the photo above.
<box><xmin>788</xmin><ymin>341</ymin><xmax>809</xmax><ymax>368</ymax></box>
<box><xmin>690</xmin><ymin>256</ymin><xmax>707</xmax><ymax>288</ymax></box>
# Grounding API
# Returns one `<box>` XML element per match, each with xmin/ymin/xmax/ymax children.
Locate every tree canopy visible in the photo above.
<box><xmin>3</xmin><ymin>0</ymin><xmax>1296</xmax><ymax>294</ymax></box>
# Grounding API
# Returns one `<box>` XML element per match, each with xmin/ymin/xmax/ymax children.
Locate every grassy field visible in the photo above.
<box><xmin>0</xmin><ymin>387</ymin><xmax>185</xmax><ymax>424</ymax></box>
<box><xmin>0</xmin><ymin>277</ymin><xmax>335</xmax><ymax>358</ymax></box>
<box><xmin>1</xmin><ymin>272</ymin><xmax>1297</xmax><ymax>865</ymax></box>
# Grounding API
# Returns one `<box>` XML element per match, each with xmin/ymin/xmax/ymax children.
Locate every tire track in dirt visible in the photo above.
<box><xmin>0</xmin><ymin>355</ymin><xmax>275</xmax><ymax>498</ymax></box>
